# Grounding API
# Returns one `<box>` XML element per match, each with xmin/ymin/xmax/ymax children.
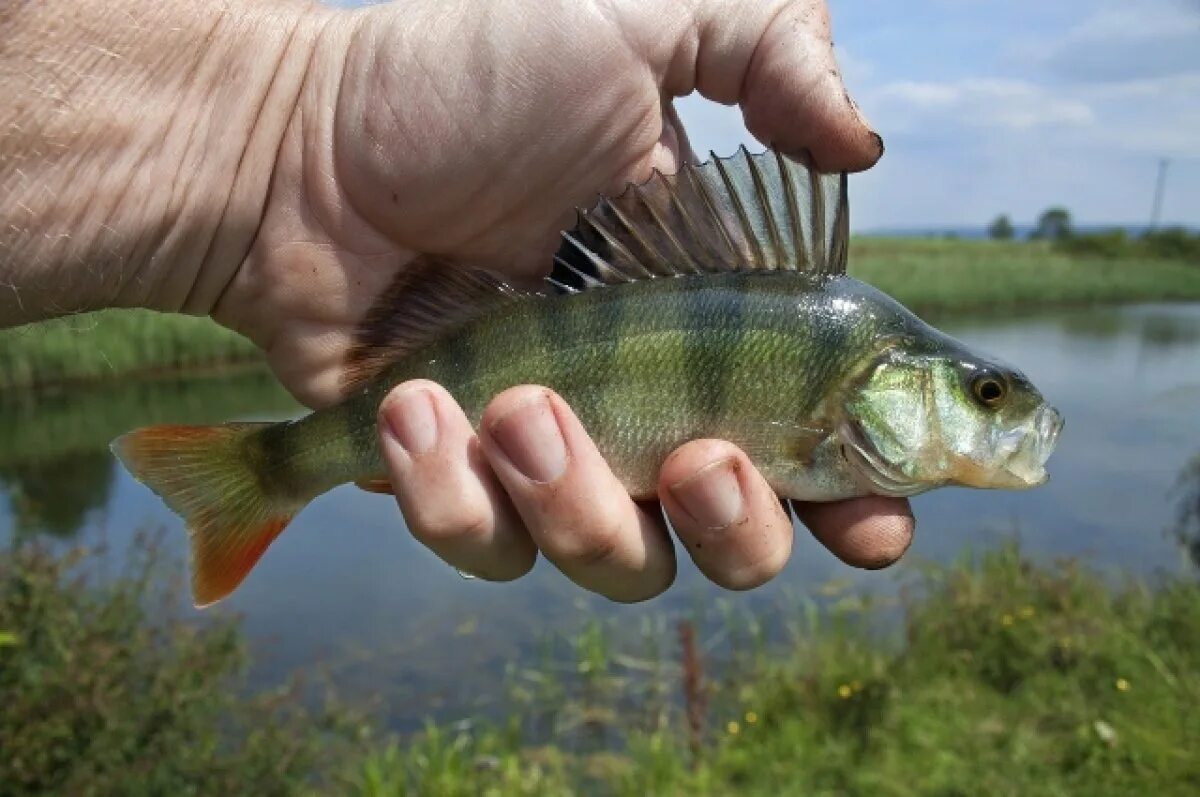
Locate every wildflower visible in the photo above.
<box><xmin>726</xmin><ymin>721</ymin><xmax>741</xmax><ymax>735</ymax></box>
<box><xmin>1001</xmin><ymin>613</ymin><xmax>1014</xmax><ymax>626</ymax></box>
<box><xmin>837</xmin><ymin>684</ymin><xmax>853</xmax><ymax>699</ymax></box>
<box><xmin>745</xmin><ymin>711</ymin><xmax>759</xmax><ymax>725</ymax></box>
<box><xmin>1018</xmin><ymin>605</ymin><xmax>1035</xmax><ymax>619</ymax></box>
<box><xmin>1115</xmin><ymin>678</ymin><xmax>1130</xmax><ymax>692</ymax></box>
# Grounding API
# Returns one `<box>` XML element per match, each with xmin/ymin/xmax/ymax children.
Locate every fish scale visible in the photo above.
<box><xmin>110</xmin><ymin>148</ymin><xmax>1062</xmax><ymax>608</ymax></box>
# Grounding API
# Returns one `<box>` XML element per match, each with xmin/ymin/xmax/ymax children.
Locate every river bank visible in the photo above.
<box><xmin>1</xmin><ymin>239</ymin><xmax>1197</xmax><ymax>393</ymax></box>
<box><xmin>3</xmin><ymin>538</ymin><xmax>1196</xmax><ymax>795</ymax></box>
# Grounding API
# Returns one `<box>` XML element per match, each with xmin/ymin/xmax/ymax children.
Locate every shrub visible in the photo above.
<box><xmin>0</xmin><ymin>534</ymin><xmax>359</xmax><ymax>797</ymax></box>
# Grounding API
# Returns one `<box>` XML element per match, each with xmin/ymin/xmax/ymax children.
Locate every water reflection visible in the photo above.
<box><xmin>0</xmin><ymin>451</ymin><xmax>115</xmax><ymax>537</ymax></box>
<box><xmin>942</xmin><ymin>303</ymin><xmax>1200</xmax><ymax>359</ymax></box>
<box><xmin>0</xmin><ymin>370</ymin><xmax>299</xmax><ymax>540</ymax></box>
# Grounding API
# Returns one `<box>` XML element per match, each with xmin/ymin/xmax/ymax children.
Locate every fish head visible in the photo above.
<box><xmin>840</xmin><ymin>345</ymin><xmax>1063</xmax><ymax>496</ymax></box>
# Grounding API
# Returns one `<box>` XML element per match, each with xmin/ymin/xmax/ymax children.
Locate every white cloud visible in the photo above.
<box><xmin>869</xmin><ymin>79</ymin><xmax>1096</xmax><ymax>132</ymax></box>
<box><xmin>1021</xmin><ymin>1</ymin><xmax>1200</xmax><ymax>82</ymax></box>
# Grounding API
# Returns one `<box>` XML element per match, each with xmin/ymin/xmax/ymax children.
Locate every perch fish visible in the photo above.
<box><xmin>112</xmin><ymin>148</ymin><xmax>1063</xmax><ymax>607</ymax></box>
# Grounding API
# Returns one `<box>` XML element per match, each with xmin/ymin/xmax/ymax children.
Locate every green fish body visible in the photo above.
<box><xmin>112</xmin><ymin>149</ymin><xmax>1062</xmax><ymax>606</ymax></box>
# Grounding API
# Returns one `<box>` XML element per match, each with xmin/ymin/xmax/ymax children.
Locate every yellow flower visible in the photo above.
<box><xmin>726</xmin><ymin>721</ymin><xmax>741</xmax><ymax>735</ymax></box>
<box><xmin>1115</xmin><ymin>678</ymin><xmax>1130</xmax><ymax>692</ymax></box>
<box><xmin>745</xmin><ymin>711</ymin><xmax>759</xmax><ymax>725</ymax></box>
<box><xmin>1001</xmin><ymin>614</ymin><xmax>1014</xmax><ymax>626</ymax></box>
<box><xmin>1018</xmin><ymin>605</ymin><xmax>1035</xmax><ymax>619</ymax></box>
<box><xmin>837</xmin><ymin>684</ymin><xmax>853</xmax><ymax>699</ymax></box>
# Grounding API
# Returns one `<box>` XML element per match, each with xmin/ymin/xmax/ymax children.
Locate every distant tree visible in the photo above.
<box><xmin>987</xmin><ymin>214</ymin><xmax>1015</xmax><ymax>240</ymax></box>
<box><xmin>1030</xmin><ymin>207</ymin><xmax>1073</xmax><ymax>241</ymax></box>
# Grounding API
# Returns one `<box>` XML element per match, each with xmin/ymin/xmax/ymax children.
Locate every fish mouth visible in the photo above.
<box><xmin>993</xmin><ymin>404</ymin><xmax>1063</xmax><ymax>488</ymax></box>
<box><xmin>838</xmin><ymin>421</ymin><xmax>925</xmax><ymax>498</ymax></box>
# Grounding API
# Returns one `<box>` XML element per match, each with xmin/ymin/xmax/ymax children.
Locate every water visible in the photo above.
<box><xmin>3</xmin><ymin>303</ymin><xmax>1198</xmax><ymax>727</ymax></box>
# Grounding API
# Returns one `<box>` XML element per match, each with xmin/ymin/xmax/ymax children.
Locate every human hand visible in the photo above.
<box><xmin>206</xmin><ymin>0</ymin><xmax>911</xmax><ymax>599</ymax></box>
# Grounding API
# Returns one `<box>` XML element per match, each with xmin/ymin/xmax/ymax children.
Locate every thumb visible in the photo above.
<box><xmin>654</xmin><ymin>0</ymin><xmax>882</xmax><ymax>172</ymax></box>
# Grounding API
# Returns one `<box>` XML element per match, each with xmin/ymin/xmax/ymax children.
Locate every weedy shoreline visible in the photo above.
<box><xmin>1</xmin><ymin>238</ymin><xmax>1198</xmax><ymax>394</ymax></box>
<box><xmin>2</xmin><ymin>536</ymin><xmax>1197</xmax><ymax>795</ymax></box>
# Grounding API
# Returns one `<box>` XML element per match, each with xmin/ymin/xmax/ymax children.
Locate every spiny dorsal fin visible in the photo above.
<box><xmin>343</xmin><ymin>149</ymin><xmax>847</xmax><ymax>391</ymax></box>
<box><xmin>555</xmin><ymin>147</ymin><xmax>849</xmax><ymax>288</ymax></box>
<box><xmin>341</xmin><ymin>256</ymin><xmax>532</xmax><ymax>393</ymax></box>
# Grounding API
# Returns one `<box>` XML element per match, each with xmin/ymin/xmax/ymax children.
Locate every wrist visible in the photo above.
<box><xmin>0</xmin><ymin>0</ymin><xmax>336</xmax><ymax>324</ymax></box>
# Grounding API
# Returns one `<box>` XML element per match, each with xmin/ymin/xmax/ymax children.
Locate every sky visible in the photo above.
<box><xmin>333</xmin><ymin>0</ymin><xmax>1199</xmax><ymax>231</ymax></box>
<box><xmin>677</xmin><ymin>0</ymin><xmax>1200</xmax><ymax>230</ymax></box>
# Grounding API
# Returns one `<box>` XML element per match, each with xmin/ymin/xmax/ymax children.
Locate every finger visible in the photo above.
<box><xmin>378</xmin><ymin>380</ymin><xmax>537</xmax><ymax>581</ymax></box>
<box><xmin>659</xmin><ymin>439</ymin><xmax>793</xmax><ymax>590</ymax></box>
<box><xmin>657</xmin><ymin>0</ymin><xmax>882</xmax><ymax>172</ymax></box>
<box><xmin>479</xmin><ymin>386</ymin><xmax>676</xmax><ymax>602</ymax></box>
<box><xmin>792</xmin><ymin>496</ymin><xmax>914</xmax><ymax>569</ymax></box>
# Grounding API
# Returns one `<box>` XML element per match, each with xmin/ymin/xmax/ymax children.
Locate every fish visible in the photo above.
<box><xmin>111</xmin><ymin>147</ymin><xmax>1063</xmax><ymax>608</ymax></box>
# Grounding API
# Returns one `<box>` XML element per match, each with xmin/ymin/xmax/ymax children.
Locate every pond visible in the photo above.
<box><xmin>2</xmin><ymin>302</ymin><xmax>1198</xmax><ymax>728</ymax></box>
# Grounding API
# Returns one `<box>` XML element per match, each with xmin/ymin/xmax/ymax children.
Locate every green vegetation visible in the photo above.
<box><xmin>1030</xmin><ymin>207</ymin><xmax>1074</xmax><ymax>241</ymax></box>
<box><xmin>4</xmin><ymin>539</ymin><xmax>1198</xmax><ymax>795</ymax></box>
<box><xmin>0</xmin><ymin>309</ymin><xmax>261</xmax><ymax>392</ymax></box>
<box><xmin>849</xmin><ymin>238</ymin><xmax>1200</xmax><ymax>316</ymax></box>
<box><xmin>987</xmin><ymin>213</ymin><xmax>1015</xmax><ymax>240</ymax></box>
<box><xmin>1054</xmin><ymin>227</ymin><xmax>1200</xmax><ymax>263</ymax></box>
<box><xmin>0</xmin><ymin>238</ymin><xmax>1197</xmax><ymax>392</ymax></box>
<box><xmin>0</xmin><ymin>535</ymin><xmax>362</xmax><ymax>797</ymax></box>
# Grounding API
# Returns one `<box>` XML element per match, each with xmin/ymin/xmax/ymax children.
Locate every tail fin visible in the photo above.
<box><xmin>111</xmin><ymin>423</ymin><xmax>300</xmax><ymax>608</ymax></box>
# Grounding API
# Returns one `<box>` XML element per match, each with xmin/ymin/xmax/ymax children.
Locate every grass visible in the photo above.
<box><xmin>849</xmin><ymin>238</ymin><xmax>1200</xmax><ymax>316</ymax></box>
<box><xmin>4</xmin><ymin>537</ymin><xmax>1197</xmax><ymax>795</ymax></box>
<box><xmin>1</xmin><ymin>239</ymin><xmax>1198</xmax><ymax>392</ymax></box>
<box><xmin>0</xmin><ymin>309</ymin><xmax>261</xmax><ymax>393</ymax></box>
<box><xmin>0</xmin><ymin>534</ymin><xmax>363</xmax><ymax>796</ymax></box>
<box><xmin>333</xmin><ymin>544</ymin><xmax>1200</xmax><ymax>795</ymax></box>
<box><xmin>849</xmin><ymin>236</ymin><xmax>1200</xmax><ymax>314</ymax></box>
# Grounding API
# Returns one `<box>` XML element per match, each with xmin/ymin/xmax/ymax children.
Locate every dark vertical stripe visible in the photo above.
<box><xmin>532</xmin><ymin>293</ymin><xmax>568</xmax><ymax>389</ymax></box>
<box><xmin>441</xmin><ymin>326</ymin><xmax>479</xmax><ymax>407</ymax></box>
<box><xmin>684</xmin><ymin>276</ymin><xmax>746</xmax><ymax>422</ymax></box>
<box><xmin>541</xmin><ymin>289</ymin><xmax>626</xmax><ymax>432</ymax></box>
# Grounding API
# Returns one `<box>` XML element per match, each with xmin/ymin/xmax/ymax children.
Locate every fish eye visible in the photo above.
<box><xmin>970</xmin><ymin>371</ymin><xmax>1008</xmax><ymax>408</ymax></box>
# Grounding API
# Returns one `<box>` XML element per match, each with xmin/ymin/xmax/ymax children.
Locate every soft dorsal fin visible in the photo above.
<box><xmin>341</xmin><ymin>256</ymin><xmax>532</xmax><ymax>393</ymax></box>
<box><xmin>552</xmin><ymin>147</ymin><xmax>849</xmax><ymax>290</ymax></box>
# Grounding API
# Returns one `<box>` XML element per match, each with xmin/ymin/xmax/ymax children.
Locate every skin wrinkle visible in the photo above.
<box><xmin>208</xmin><ymin>21</ymin><xmax>352</xmax><ymax>322</ymax></box>
<box><xmin>0</xmin><ymin>0</ymin><xmax>324</xmax><ymax>323</ymax></box>
<box><xmin>182</xmin><ymin>10</ymin><xmax>314</xmax><ymax>313</ymax></box>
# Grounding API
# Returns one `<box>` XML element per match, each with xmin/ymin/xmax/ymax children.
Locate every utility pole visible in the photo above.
<box><xmin>1149</xmin><ymin>158</ymin><xmax>1168</xmax><ymax>231</ymax></box>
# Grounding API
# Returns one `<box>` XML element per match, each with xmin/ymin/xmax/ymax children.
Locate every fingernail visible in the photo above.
<box><xmin>669</xmin><ymin>457</ymin><xmax>745</xmax><ymax>530</ymax></box>
<box><xmin>489</xmin><ymin>392</ymin><xmax>567</xmax><ymax>483</ymax></box>
<box><xmin>382</xmin><ymin>388</ymin><xmax>438</xmax><ymax>455</ymax></box>
<box><xmin>870</xmin><ymin>131</ymin><xmax>885</xmax><ymax>159</ymax></box>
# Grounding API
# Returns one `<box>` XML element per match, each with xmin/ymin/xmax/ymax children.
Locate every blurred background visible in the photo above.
<box><xmin>3</xmin><ymin>1</ymin><xmax>1198</xmax><ymax>794</ymax></box>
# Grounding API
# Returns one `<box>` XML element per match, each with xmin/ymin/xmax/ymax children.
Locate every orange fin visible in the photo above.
<box><xmin>110</xmin><ymin>423</ymin><xmax>301</xmax><ymax>608</ymax></box>
<box><xmin>342</xmin><ymin>255</ymin><xmax>532</xmax><ymax>394</ymax></box>
<box><xmin>354</xmin><ymin>478</ymin><xmax>394</xmax><ymax>495</ymax></box>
